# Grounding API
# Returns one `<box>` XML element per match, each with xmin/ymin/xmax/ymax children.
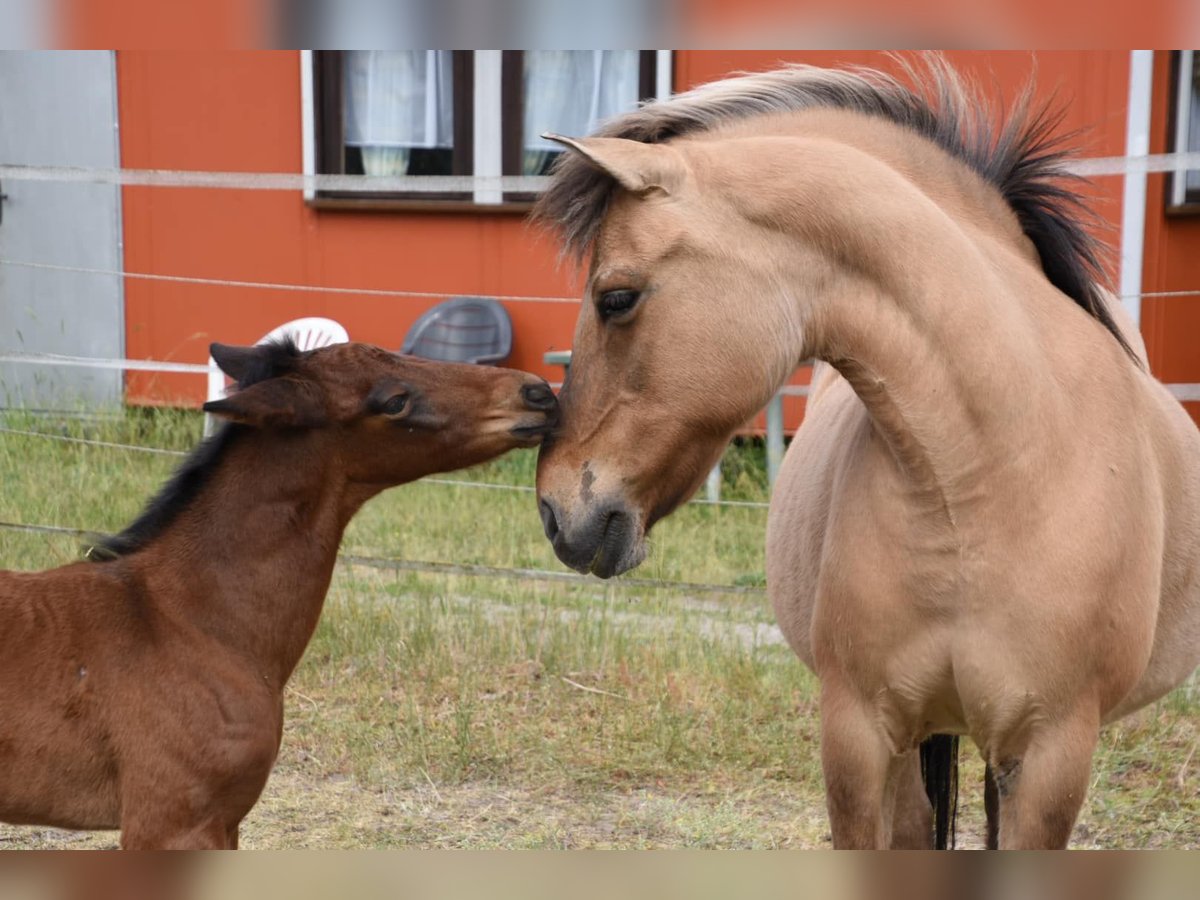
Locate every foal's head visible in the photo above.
<box><xmin>93</xmin><ymin>339</ymin><xmax>556</xmax><ymax>561</ymax></box>
<box><xmin>205</xmin><ymin>340</ymin><xmax>558</xmax><ymax>485</ymax></box>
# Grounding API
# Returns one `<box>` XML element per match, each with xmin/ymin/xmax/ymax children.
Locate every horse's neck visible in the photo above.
<box><xmin>814</xmin><ymin>269</ymin><xmax>1037</xmax><ymax>512</ymax></box>
<box><xmin>137</xmin><ymin>432</ymin><xmax>365</xmax><ymax>687</ymax></box>
<box><xmin>762</xmin><ymin>137</ymin><xmax>1067</xmax><ymax>507</ymax></box>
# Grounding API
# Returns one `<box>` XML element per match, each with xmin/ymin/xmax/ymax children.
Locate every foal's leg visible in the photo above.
<box><xmin>994</xmin><ymin>709</ymin><xmax>1099</xmax><ymax>849</ymax></box>
<box><xmin>121</xmin><ymin>818</ymin><xmax>233</xmax><ymax>850</ymax></box>
<box><xmin>820</xmin><ymin>683</ymin><xmax>892</xmax><ymax>848</ymax></box>
<box><xmin>888</xmin><ymin>750</ymin><xmax>933</xmax><ymax>849</ymax></box>
<box><xmin>120</xmin><ymin>790</ymin><xmax>237</xmax><ymax>850</ymax></box>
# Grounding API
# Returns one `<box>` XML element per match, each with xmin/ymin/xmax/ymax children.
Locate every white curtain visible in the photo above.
<box><xmin>343</xmin><ymin>50</ymin><xmax>454</xmax><ymax>176</ymax></box>
<box><xmin>522</xmin><ymin>51</ymin><xmax>641</xmax><ymax>175</ymax></box>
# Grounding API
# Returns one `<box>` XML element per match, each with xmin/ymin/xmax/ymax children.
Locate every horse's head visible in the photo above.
<box><xmin>535</xmin><ymin>135</ymin><xmax>805</xmax><ymax>577</ymax></box>
<box><xmin>204</xmin><ymin>339</ymin><xmax>557</xmax><ymax>486</ymax></box>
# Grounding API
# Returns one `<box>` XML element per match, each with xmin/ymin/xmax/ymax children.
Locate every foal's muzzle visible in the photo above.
<box><xmin>509</xmin><ymin>377</ymin><xmax>559</xmax><ymax>442</ymax></box>
<box><xmin>520</xmin><ymin>381</ymin><xmax>557</xmax><ymax>412</ymax></box>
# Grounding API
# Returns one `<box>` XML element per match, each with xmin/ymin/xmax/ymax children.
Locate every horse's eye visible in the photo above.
<box><xmin>598</xmin><ymin>289</ymin><xmax>641</xmax><ymax>322</ymax></box>
<box><xmin>382</xmin><ymin>394</ymin><xmax>408</xmax><ymax>415</ymax></box>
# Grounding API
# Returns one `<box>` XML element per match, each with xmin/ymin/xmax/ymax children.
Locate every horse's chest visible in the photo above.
<box><xmin>805</xmin><ymin>460</ymin><xmax>969</xmax><ymax>679</ymax></box>
<box><xmin>821</xmin><ymin>485</ymin><xmax>963</xmax><ymax>611</ymax></box>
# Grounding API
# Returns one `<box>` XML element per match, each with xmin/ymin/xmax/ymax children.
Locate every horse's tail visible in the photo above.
<box><xmin>919</xmin><ymin>734</ymin><xmax>959</xmax><ymax>849</ymax></box>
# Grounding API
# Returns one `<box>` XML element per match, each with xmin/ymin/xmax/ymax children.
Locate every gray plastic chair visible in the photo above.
<box><xmin>400</xmin><ymin>297</ymin><xmax>513</xmax><ymax>365</ymax></box>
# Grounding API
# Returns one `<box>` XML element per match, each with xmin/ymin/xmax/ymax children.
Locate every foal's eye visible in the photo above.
<box><xmin>597</xmin><ymin>290</ymin><xmax>641</xmax><ymax>322</ymax></box>
<box><xmin>381</xmin><ymin>394</ymin><xmax>408</xmax><ymax>415</ymax></box>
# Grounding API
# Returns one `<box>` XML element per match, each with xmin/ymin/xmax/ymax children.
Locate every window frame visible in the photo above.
<box><xmin>499</xmin><ymin>50</ymin><xmax>661</xmax><ymax>203</ymax></box>
<box><xmin>1167</xmin><ymin>50</ymin><xmax>1200</xmax><ymax>215</ymax></box>
<box><xmin>303</xmin><ymin>50</ymin><xmax>670</xmax><ymax>212</ymax></box>
<box><xmin>310</xmin><ymin>50</ymin><xmax>476</xmax><ymax>209</ymax></box>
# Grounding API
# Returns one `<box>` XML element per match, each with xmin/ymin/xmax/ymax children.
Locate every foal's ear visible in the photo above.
<box><xmin>210</xmin><ymin>342</ymin><xmax>264</xmax><ymax>384</ymax></box>
<box><xmin>202</xmin><ymin>377</ymin><xmax>327</xmax><ymax>429</ymax></box>
<box><xmin>542</xmin><ymin>134</ymin><xmax>687</xmax><ymax>196</ymax></box>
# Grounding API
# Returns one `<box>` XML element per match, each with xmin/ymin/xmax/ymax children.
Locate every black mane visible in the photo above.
<box><xmin>88</xmin><ymin>338</ymin><xmax>305</xmax><ymax>562</ymax></box>
<box><xmin>534</xmin><ymin>54</ymin><xmax>1139</xmax><ymax>365</ymax></box>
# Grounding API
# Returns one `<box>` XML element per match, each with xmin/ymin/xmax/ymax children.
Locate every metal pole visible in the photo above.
<box><xmin>706</xmin><ymin>457</ymin><xmax>722</xmax><ymax>503</ymax></box>
<box><xmin>766</xmin><ymin>393</ymin><xmax>784</xmax><ymax>490</ymax></box>
<box><xmin>1120</xmin><ymin>50</ymin><xmax>1154</xmax><ymax>328</ymax></box>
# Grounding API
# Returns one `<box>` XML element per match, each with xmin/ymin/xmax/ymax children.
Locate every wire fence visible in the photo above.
<box><xmin>0</xmin><ymin>163</ymin><xmax>552</xmax><ymax>194</ymax></box>
<box><xmin>0</xmin><ymin>519</ymin><xmax>766</xmax><ymax>597</ymax></box>
<box><xmin>5</xmin><ymin>257</ymin><xmax>1200</xmax><ymax>309</ymax></box>
<box><xmin>0</xmin><ymin>425</ymin><xmax>773</xmax><ymax>509</ymax></box>
<box><xmin>2</xmin><ymin>149</ymin><xmax>1199</xmax><ymax>189</ymax></box>
<box><xmin>5</xmin><ymin>154</ymin><xmax>1200</xmax><ymax>601</ymax></box>
<box><xmin>1</xmin><ymin>150</ymin><xmax>1200</xmax><ymax>311</ymax></box>
<box><xmin>0</xmin><ymin>258</ymin><xmax>583</xmax><ymax>305</ymax></box>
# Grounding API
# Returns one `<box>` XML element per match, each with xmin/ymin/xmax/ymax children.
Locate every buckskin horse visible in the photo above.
<box><xmin>532</xmin><ymin>57</ymin><xmax>1200</xmax><ymax>848</ymax></box>
<box><xmin>0</xmin><ymin>340</ymin><xmax>557</xmax><ymax>848</ymax></box>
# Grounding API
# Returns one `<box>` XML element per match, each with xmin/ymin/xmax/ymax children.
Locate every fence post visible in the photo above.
<box><xmin>706</xmin><ymin>458</ymin><xmax>722</xmax><ymax>503</ymax></box>
<box><xmin>766</xmin><ymin>392</ymin><xmax>784</xmax><ymax>490</ymax></box>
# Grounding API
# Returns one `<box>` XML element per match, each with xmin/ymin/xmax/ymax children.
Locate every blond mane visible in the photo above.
<box><xmin>534</xmin><ymin>54</ymin><xmax>1138</xmax><ymax>363</ymax></box>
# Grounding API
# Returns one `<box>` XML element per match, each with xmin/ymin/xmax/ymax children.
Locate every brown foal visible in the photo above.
<box><xmin>0</xmin><ymin>339</ymin><xmax>557</xmax><ymax>848</ymax></box>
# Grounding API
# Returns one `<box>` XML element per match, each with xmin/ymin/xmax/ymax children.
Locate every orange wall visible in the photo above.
<box><xmin>62</xmin><ymin>0</ymin><xmax>262</xmax><ymax>49</ymax></box>
<box><xmin>117</xmin><ymin>50</ymin><xmax>583</xmax><ymax>406</ymax></box>
<box><xmin>117</xmin><ymin>51</ymin><xmax>1199</xmax><ymax>428</ymax></box>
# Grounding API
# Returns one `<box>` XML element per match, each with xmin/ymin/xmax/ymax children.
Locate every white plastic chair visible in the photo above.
<box><xmin>203</xmin><ymin>317</ymin><xmax>350</xmax><ymax>436</ymax></box>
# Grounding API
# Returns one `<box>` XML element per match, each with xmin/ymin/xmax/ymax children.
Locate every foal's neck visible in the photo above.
<box><xmin>137</xmin><ymin>429</ymin><xmax>368</xmax><ymax>688</ymax></box>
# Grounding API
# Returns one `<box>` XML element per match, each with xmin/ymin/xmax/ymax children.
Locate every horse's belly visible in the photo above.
<box><xmin>765</xmin><ymin>387</ymin><xmax>851</xmax><ymax>670</ymax></box>
<box><xmin>767</xmin><ymin>365</ymin><xmax>1198</xmax><ymax>747</ymax></box>
<box><xmin>767</xmin><ymin>380</ymin><xmax>957</xmax><ymax>678</ymax></box>
<box><xmin>1105</xmin><ymin>612</ymin><xmax>1200</xmax><ymax>722</ymax></box>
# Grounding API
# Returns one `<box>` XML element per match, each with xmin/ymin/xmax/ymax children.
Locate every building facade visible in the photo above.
<box><xmin>2</xmin><ymin>50</ymin><xmax>1198</xmax><ymax>427</ymax></box>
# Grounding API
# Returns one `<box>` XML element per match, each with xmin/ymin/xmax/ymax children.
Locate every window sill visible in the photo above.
<box><xmin>307</xmin><ymin>195</ymin><xmax>536</xmax><ymax>215</ymax></box>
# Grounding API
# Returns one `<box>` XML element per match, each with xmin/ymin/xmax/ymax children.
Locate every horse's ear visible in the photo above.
<box><xmin>202</xmin><ymin>377</ymin><xmax>326</xmax><ymax>429</ymax></box>
<box><xmin>542</xmin><ymin>134</ymin><xmax>687</xmax><ymax>196</ymax></box>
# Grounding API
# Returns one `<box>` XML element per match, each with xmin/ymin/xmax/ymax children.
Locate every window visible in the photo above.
<box><xmin>307</xmin><ymin>50</ymin><xmax>667</xmax><ymax>209</ymax></box>
<box><xmin>313</xmin><ymin>51</ymin><xmax>474</xmax><ymax>203</ymax></box>
<box><xmin>1168</xmin><ymin>50</ymin><xmax>1200</xmax><ymax>213</ymax></box>
<box><xmin>503</xmin><ymin>51</ymin><xmax>654</xmax><ymax>177</ymax></box>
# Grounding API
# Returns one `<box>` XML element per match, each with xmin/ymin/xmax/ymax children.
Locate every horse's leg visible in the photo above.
<box><xmin>994</xmin><ymin>709</ymin><xmax>1099</xmax><ymax>849</ymax></box>
<box><xmin>227</xmin><ymin>824</ymin><xmax>239</xmax><ymax>849</ymax></box>
<box><xmin>820</xmin><ymin>684</ymin><xmax>892</xmax><ymax>848</ymax></box>
<box><xmin>888</xmin><ymin>749</ymin><xmax>933</xmax><ymax>849</ymax></box>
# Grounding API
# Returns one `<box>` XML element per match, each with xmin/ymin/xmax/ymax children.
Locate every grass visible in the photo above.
<box><xmin>0</xmin><ymin>408</ymin><xmax>1197</xmax><ymax>849</ymax></box>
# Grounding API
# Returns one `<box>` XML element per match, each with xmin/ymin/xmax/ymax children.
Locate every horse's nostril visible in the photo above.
<box><xmin>521</xmin><ymin>382</ymin><xmax>556</xmax><ymax>411</ymax></box>
<box><xmin>539</xmin><ymin>498</ymin><xmax>560</xmax><ymax>542</ymax></box>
